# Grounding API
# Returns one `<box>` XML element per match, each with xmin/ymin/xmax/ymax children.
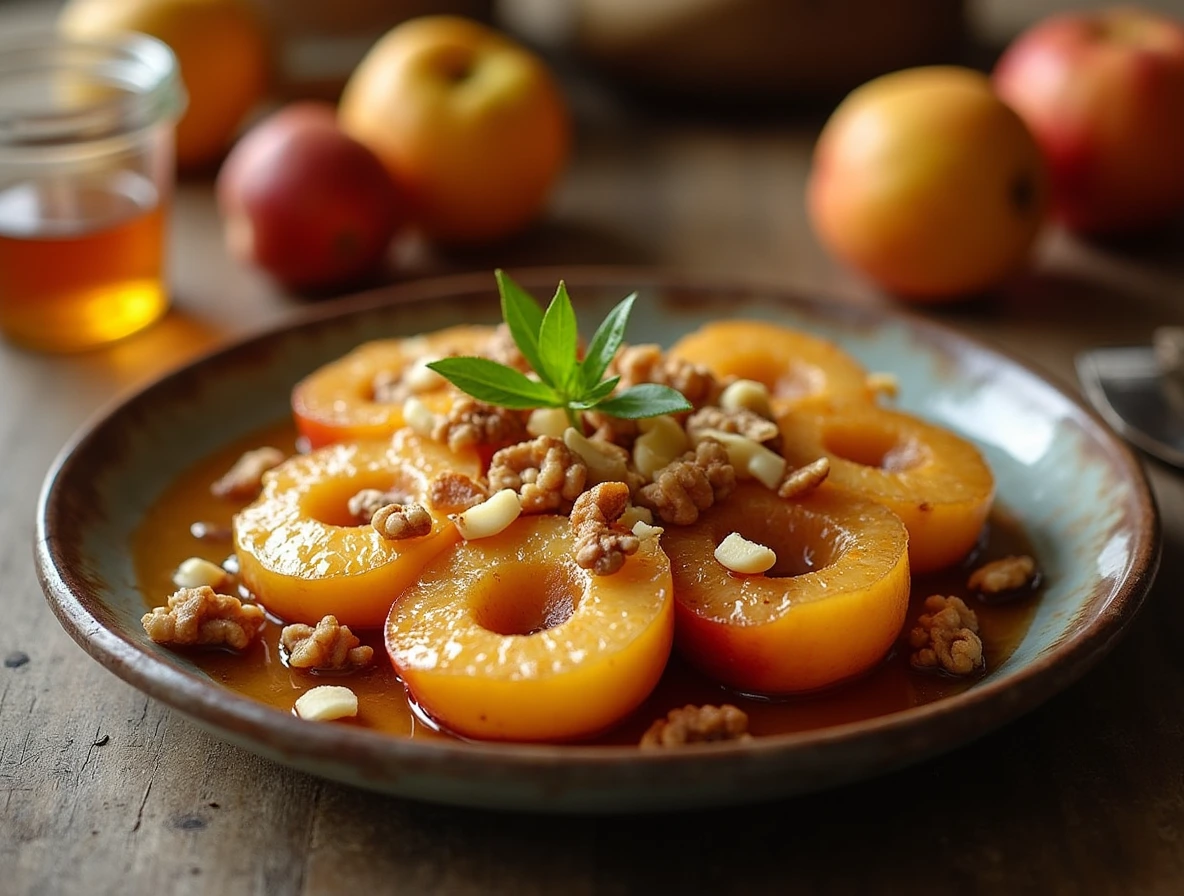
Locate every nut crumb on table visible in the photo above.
<box><xmin>141</xmin><ymin>586</ymin><xmax>265</xmax><ymax>651</ymax></box>
<box><xmin>210</xmin><ymin>446</ymin><xmax>286</xmax><ymax>499</ymax></box>
<box><xmin>968</xmin><ymin>554</ymin><xmax>1039</xmax><ymax>598</ymax></box>
<box><xmin>640</xmin><ymin>704</ymin><xmax>751</xmax><ymax>748</ymax></box>
<box><xmin>281</xmin><ymin>615</ymin><xmax>374</xmax><ymax>671</ymax></box>
<box><xmin>908</xmin><ymin>595</ymin><xmax>984</xmax><ymax>676</ymax></box>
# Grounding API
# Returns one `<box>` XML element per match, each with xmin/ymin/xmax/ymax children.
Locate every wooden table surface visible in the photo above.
<box><xmin>8</xmin><ymin>1</ymin><xmax>1184</xmax><ymax>893</ymax></box>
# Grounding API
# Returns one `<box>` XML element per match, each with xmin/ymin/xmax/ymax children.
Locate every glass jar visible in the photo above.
<box><xmin>0</xmin><ymin>33</ymin><xmax>186</xmax><ymax>352</ymax></box>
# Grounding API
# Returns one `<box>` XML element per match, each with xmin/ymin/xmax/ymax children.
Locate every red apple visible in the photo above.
<box><xmin>994</xmin><ymin>7</ymin><xmax>1184</xmax><ymax>235</ymax></box>
<box><xmin>217</xmin><ymin>103</ymin><xmax>404</xmax><ymax>291</ymax></box>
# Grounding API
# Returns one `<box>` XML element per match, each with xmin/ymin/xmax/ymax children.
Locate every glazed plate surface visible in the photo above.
<box><xmin>35</xmin><ymin>269</ymin><xmax>1160</xmax><ymax>812</ymax></box>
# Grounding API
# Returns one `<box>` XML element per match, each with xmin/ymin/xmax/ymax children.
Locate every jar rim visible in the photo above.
<box><xmin>0</xmin><ymin>31</ymin><xmax>187</xmax><ymax>149</ymax></box>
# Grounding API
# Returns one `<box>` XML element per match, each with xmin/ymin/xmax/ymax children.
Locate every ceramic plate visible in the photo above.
<box><xmin>35</xmin><ymin>269</ymin><xmax>1160</xmax><ymax>813</ymax></box>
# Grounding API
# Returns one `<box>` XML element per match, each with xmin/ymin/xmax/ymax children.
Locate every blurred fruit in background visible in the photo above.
<box><xmin>807</xmin><ymin>66</ymin><xmax>1047</xmax><ymax>302</ymax></box>
<box><xmin>994</xmin><ymin>6</ymin><xmax>1184</xmax><ymax>236</ymax></box>
<box><xmin>59</xmin><ymin>0</ymin><xmax>270</xmax><ymax>171</ymax></box>
<box><xmin>339</xmin><ymin>15</ymin><xmax>570</xmax><ymax>243</ymax></box>
<box><xmin>216</xmin><ymin>103</ymin><xmax>403</xmax><ymax>290</ymax></box>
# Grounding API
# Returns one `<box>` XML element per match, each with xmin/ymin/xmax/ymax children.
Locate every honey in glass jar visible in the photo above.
<box><xmin>0</xmin><ymin>34</ymin><xmax>186</xmax><ymax>352</ymax></box>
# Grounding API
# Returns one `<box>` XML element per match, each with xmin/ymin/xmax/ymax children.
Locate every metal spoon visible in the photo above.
<box><xmin>1077</xmin><ymin>327</ymin><xmax>1184</xmax><ymax>468</ymax></box>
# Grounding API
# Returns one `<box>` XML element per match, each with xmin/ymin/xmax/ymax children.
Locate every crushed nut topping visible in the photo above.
<box><xmin>280</xmin><ymin>615</ymin><xmax>374</xmax><ymax>671</ymax></box>
<box><xmin>431</xmin><ymin>397</ymin><xmax>529</xmax><ymax>453</ymax></box>
<box><xmin>210</xmin><ymin>446</ymin><xmax>285</xmax><ymax>499</ymax></box>
<box><xmin>348</xmin><ymin>487</ymin><xmax>413</xmax><ymax>523</ymax></box>
<box><xmin>371</xmin><ymin>369</ymin><xmax>408</xmax><ymax>405</ymax></box>
<box><xmin>481</xmin><ymin>323</ymin><xmax>532</xmax><ymax>372</ymax></box>
<box><xmin>615</xmin><ymin>344</ymin><xmax>720</xmax><ymax>408</ymax></box>
<box><xmin>640</xmin><ymin>704</ymin><xmax>751</xmax><ymax>748</ymax></box>
<box><xmin>908</xmin><ymin>595</ymin><xmax>984</xmax><ymax>676</ymax></box>
<box><xmin>426</xmin><ymin>471</ymin><xmax>488</xmax><ymax>513</ymax></box>
<box><xmin>582</xmin><ymin>409</ymin><xmax>639</xmax><ymax>448</ymax></box>
<box><xmin>686</xmin><ymin>405</ymin><xmax>780</xmax><ymax>447</ymax></box>
<box><xmin>570</xmin><ymin>482</ymin><xmax>640</xmax><ymax>576</ymax></box>
<box><xmin>968</xmin><ymin>554</ymin><xmax>1039</xmax><ymax>599</ymax></box>
<box><xmin>141</xmin><ymin>586</ymin><xmax>265</xmax><ymax>651</ymax></box>
<box><xmin>371</xmin><ymin>503</ymin><xmax>433</xmax><ymax>540</ymax></box>
<box><xmin>637</xmin><ymin>437</ymin><xmax>736</xmax><ymax>525</ymax></box>
<box><xmin>777</xmin><ymin>457</ymin><xmax>831</xmax><ymax>500</ymax></box>
<box><xmin>488</xmin><ymin>435</ymin><xmax>588</xmax><ymax>513</ymax></box>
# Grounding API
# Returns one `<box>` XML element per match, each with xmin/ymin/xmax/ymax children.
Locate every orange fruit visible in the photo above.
<box><xmin>339</xmin><ymin>16</ymin><xmax>570</xmax><ymax>243</ymax></box>
<box><xmin>60</xmin><ymin>0</ymin><xmax>270</xmax><ymax>170</ymax></box>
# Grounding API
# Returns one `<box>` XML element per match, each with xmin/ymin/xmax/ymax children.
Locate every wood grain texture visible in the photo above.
<box><xmin>6</xmin><ymin>0</ymin><xmax>1184</xmax><ymax>892</ymax></box>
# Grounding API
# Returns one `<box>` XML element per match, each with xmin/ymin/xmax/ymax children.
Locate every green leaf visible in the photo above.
<box><xmin>595</xmin><ymin>383</ymin><xmax>692</xmax><ymax>419</ymax></box>
<box><xmin>568</xmin><ymin>376</ymin><xmax>620</xmax><ymax>409</ymax></box>
<box><xmin>579</xmin><ymin>292</ymin><xmax>635</xmax><ymax>391</ymax></box>
<box><xmin>496</xmin><ymin>270</ymin><xmax>549</xmax><ymax>387</ymax></box>
<box><xmin>538</xmin><ymin>281</ymin><xmax>580</xmax><ymax>393</ymax></box>
<box><xmin>426</xmin><ymin>357</ymin><xmax>561</xmax><ymax>410</ymax></box>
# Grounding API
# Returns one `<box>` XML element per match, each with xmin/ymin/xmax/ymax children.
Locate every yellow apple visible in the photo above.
<box><xmin>807</xmin><ymin>66</ymin><xmax>1048</xmax><ymax>301</ymax></box>
<box><xmin>339</xmin><ymin>16</ymin><xmax>570</xmax><ymax>244</ymax></box>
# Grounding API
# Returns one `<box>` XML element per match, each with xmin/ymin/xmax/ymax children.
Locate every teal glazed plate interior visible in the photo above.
<box><xmin>35</xmin><ymin>269</ymin><xmax>1160</xmax><ymax>813</ymax></box>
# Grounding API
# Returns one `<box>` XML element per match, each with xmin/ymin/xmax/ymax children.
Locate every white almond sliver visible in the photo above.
<box><xmin>719</xmin><ymin>378</ymin><xmax>774</xmax><ymax>419</ymax></box>
<box><xmin>294</xmin><ymin>685</ymin><xmax>358</xmax><ymax>721</ymax></box>
<box><xmin>695</xmin><ymin>429</ymin><xmax>786</xmax><ymax>489</ymax></box>
<box><xmin>632</xmin><ymin>520</ymin><xmax>665</xmax><ymax>541</ymax></box>
<box><xmin>172</xmin><ymin>557</ymin><xmax>230</xmax><ymax>589</ymax></box>
<box><xmin>714</xmin><ymin>532</ymin><xmax>777</xmax><ymax>575</ymax></box>
<box><xmin>453</xmin><ymin>489</ymin><xmax>522</xmax><ymax>540</ymax></box>
<box><xmin>402</xmin><ymin>396</ymin><xmax>437</xmax><ymax>436</ymax></box>
<box><xmin>404</xmin><ymin>358</ymin><xmax>447</xmax><ymax>393</ymax></box>
<box><xmin>527</xmin><ymin>407</ymin><xmax>569</xmax><ymax>439</ymax></box>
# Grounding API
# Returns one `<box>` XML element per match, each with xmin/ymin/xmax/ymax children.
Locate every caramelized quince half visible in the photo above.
<box><xmin>291</xmin><ymin>324</ymin><xmax>495</xmax><ymax>448</ymax></box>
<box><xmin>234</xmin><ymin>430</ymin><xmax>481</xmax><ymax>627</ymax></box>
<box><xmin>385</xmin><ymin>515</ymin><xmax>674</xmax><ymax>742</ymax></box>
<box><xmin>663</xmin><ymin>483</ymin><xmax>910</xmax><ymax>695</ymax></box>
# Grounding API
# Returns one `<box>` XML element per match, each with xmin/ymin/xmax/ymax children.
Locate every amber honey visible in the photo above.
<box><xmin>132</xmin><ymin>422</ymin><xmax>1043</xmax><ymax>746</ymax></box>
<box><xmin>0</xmin><ymin>173</ymin><xmax>168</xmax><ymax>352</ymax></box>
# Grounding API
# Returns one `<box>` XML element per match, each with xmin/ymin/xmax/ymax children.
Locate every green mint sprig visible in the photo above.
<box><xmin>426</xmin><ymin>270</ymin><xmax>692</xmax><ymax>431</ymax></box>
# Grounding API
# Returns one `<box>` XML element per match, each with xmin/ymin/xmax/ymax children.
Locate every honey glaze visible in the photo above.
<box><xmin>132</xmin><ymin>422</ymin><xmax>1042</xmax><ymax>746</ymax></box>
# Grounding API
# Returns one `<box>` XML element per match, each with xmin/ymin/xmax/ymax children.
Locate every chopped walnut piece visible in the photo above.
<box><xmin>141</xmin><ymin>586</ymin><xmax>265</xmax><ymax>651</ymax></box>
<box><xmin>281</xmin><ymin>615</ymin><xmax>374</xmax><ymax>671</ymax></box>
<box><xmin>431</xmin><ymin>397</ymin><xmax>529</xmax><ymax>453</ymax></box>
<box><xmin>481</xmin><ymin>323</ymin><xmax>532</xmax><ymax>372</ymax></box>
<box><xmin>582</xmin><ymin>410</ymin><xmax>639</xmax><ymax>447</ymax></box>
<box><xmin>686</xmin><ymin>405</ymin><xmax>780</xmax><ymax>447</ymax></box>
<box><xmin>640</xmin><ymin>704</ymin><xmax>751</xmax><ymax>748</ymax></box>
<box><xmin>488</xmin><ymin>436</ymin><xmax>587</xmax><ymax>513</ymax></box>
<box><xmin>778</xmin><ymin>457</ymin><xmax>831</xmax><ymax>500</ymax></box>
<box><xmin>968</xmin><ymin>554</ymin><xmax>1039</xmax><ymax>599</ymax></box>
<box><xmin>348</xmin><ymin>487</ymin><xmax>413</xmax><ymax>523</ymax></box>
<box><xmin>908</xmin><ymin>595</ymin><xmax>984</xmax><ymax>676</ymax></box>
<box><xmin>570</xmin><ymin>482</ymin><xmax>640</xmax><ymax>576</ymax></box>
<box><xmin>615</xmin><ymin>344</ymin><xmax>720</xmax><ymax>408</ymax></box>
<box><xmin>426</xmin><ymin>471</ymin><xmax>488</xmax><ymax>513</ymax></box>
<box><xmin>636</xmin><ymin>437</ymin><xmax>736</xmax><ymax>525</ymax></box>
<box><xmin>210</xmin><ymin>447</ymin><xmax>285</xmax><ymax>499</ymax></box>
<box><xmin>371</xmin><ymin>503</ymin><xmax>433</xmax><ymax>540</ymax></box>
